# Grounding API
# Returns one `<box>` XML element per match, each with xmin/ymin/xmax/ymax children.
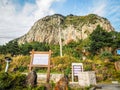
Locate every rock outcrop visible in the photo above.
<box><xmin>54</xmin><ymin>75</ymin><xmax>69</xmax><ymax>90</ymax></box>
<box><xmin>26</xmin><ymin>71</ymin><xmax>37</xmax><ymax>87</ymax></box>
<box><xmin>16</xmin><ymin>14</ymin><xmax>114</xmax><ymax>44</ymax></box>
<box><xmin>114</xmin><ymin>61</ymin><xmax>120</xmax><ymax>71</ymax></box>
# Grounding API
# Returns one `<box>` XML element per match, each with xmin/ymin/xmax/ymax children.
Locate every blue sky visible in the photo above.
<box><xmin>0</xmin><ymin>0</ymin><xmax>120</xmax><ymax>45</ymax></box>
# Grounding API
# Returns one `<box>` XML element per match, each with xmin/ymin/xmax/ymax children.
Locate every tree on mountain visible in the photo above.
<box><xmin>19</xmin><ymin>43</ymin><xmax>33</xmax><ymax>55</ymax></box>
<box><xmin>111</xmin><ymin>31</ymin><xmax>120</xmax><ymax>48</ymax></box>
<box><xmin>89</xmin><ymin>25</ymin><xmax>113</xmax><ymax>55</ymax></box>
<box><xmin>0</xmin><ymin>45</ymin><xmax>7</xmax><ymax>54</ymax></box>
<box><xmin>6</xmin><ymin>41</ymin><xmax>20</xmax><ymax>55</ymax></box>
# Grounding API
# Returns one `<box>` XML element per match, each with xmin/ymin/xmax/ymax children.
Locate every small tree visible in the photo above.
<box><xmin>89</xmin><ymin>25</ymin><xmax>113</xmax><ymax>55</ymax></box>
<box><xmin>5</xmin><ymin>41</ymin><xmax>20</xmax><ymax>55</ymax></box>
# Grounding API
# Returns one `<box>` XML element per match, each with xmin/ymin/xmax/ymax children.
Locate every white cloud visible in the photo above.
<box><xmin>0</xmin><ymin>0</ymin><xmax>60</xmax><ymax>45</ymax></box>
<box><xmin>92</xmin><ymin>4</ymin><xmax>106</xmax><ymax>16</ymax></box>
<box><xmin>77</xmin><ymin>0</ymin><xmax>107</xmax><ymax>17</ymax></box>
<box><xmin>34</xmin><ymin>0</ymin><xmax>55</xmax><ymax>19</ymax></box>
<box><xmin>90</xmin><ymin>0</ymin><xmax>107</xmax><ymax>16</ymax></box>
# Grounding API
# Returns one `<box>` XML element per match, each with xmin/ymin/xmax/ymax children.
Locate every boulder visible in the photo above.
<box><xmin>54</xmin><ymin>75</ymin><xmax>69</xmax><ymax>90</ymax></box>
<box><xmin>114</xmin><ymin>61</ymin><xmax>120</xmax><ymax>71</ymax></box>
<box><xmin>26</xmin><ymin>71</ymin><xmax>37</xmax><ymax>87</ymax></box>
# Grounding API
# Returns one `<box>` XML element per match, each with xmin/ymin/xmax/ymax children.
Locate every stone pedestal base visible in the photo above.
<box><xmin>78</xmin><ymin>71</ymin><xmax>96</xmax><ymax>87</ymax></box>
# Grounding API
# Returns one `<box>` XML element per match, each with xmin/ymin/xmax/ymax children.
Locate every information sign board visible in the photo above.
<box><xmin>29</xmin><ymin>49</ymin><xmax>52</xmax><ymax>83</ymax></box>
<box><xmin>33</xmin><ymin>54</ymin><xmax>49</xmax><ymax>65</ymax></box>
<box><xmin>72</xmin><ymin>63</ymin><xmax>83</xmax><ymax>82</ymax></box>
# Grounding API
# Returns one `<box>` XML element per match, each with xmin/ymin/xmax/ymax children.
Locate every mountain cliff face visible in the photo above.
<box><xmin>16</xmin><ymin>14</ymin><xmax>114</xmax><ymax>44</ymax></box>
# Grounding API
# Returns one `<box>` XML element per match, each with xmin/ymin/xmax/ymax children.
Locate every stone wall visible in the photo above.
<box><xmin>37</xmin><ymin>73</ymin><xmax>64</xmax><ymax>83</ymax></box>
<box><xmin>78</xmin><ymin>71</ymin><xmax>96</xmax><ymax>87</ymax></box>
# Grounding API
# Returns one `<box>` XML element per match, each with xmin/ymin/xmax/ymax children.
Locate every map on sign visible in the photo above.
<box><xmin>33</xmin><ymin>54</ymin><xmax>49</xmax><ymax>65</ymax></box>
<box><xmin>73</xmin><ymin>65</ymin><xmax>83</xmax><ymax>76</ymax></box>
<box><xmin>72</xmin><ymin>63</ymin><xmax>83</xmax><ymax>82</ymax></box>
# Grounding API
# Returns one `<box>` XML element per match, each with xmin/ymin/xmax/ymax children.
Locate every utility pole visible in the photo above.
<box><xmin>59</xmin><ymin>27</ymin><xmax>62</xmax><ymax>57</ymax></box>
<box><xmin>58</xmin><ymin>18</ymin><xmax>63</xmax><ymax>57</ymax></box>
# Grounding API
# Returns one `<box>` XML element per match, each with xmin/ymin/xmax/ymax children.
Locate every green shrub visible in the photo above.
<box><xmin>33</xmin><ymin>85</ymin><xmax>46</xmax><ymax>90</ymax></box>
<box><xmin>0</xmin><ymin>72</ymin><xmax>12</xmax><ymax>89</ymax></box>
<box><xmin>11</xmin><ymin>73</ymin><xmax>26</xmax><ymax>88</ymax></box>
<box><xmin>111</xmin><ymin>56</ymin><xmax>120</xmax><ymax>62</ymax></box>
<box><xmin>51</xmin><ymin>55</ymin><xmax>79</xmax><ymax>73</ymax></box>
<box><xmin>100</xmin><ymin>51</ymin><xmax>112</xmax><ymax>59</ymax></box>
<box><xmin>84</xmin><ymin>65</ymin><xmax>92</xmax><ymax>71</ymax></box>
<box><xmin>0</xmin><ymin>64</ymin><xmax>1</xmax><ymax>71</ymax></box>
<box><xmin>0</xmin><ymin>72</ymin><xmax>26</xmax><ymax>89</ymax></box>
<box><xmin>64</xmin><ymin>66</ymin><xmax>71</xmax><ymax>76</ymax></box>
<box><xmin>112</xmin><ymin>71</ymin><xmax>120</xmax><ymax>82</ymax></box>
<box><xmin>18</xmin><ymin>66</ymin><xmax>27</xmax><ymax>72</ymax></box>
<box><xmin>10</xmin><ymin>55</ymin><xmax>30</xmax><ymax>72</ymax></box>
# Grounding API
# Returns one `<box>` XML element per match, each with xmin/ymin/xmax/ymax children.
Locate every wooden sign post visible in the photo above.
<box><xmin>72</xmin><ymin>63</ymin><xmax>83</xmax><ymax>82</ymax></box>
<box><xmin>29</xmin><ymin>49</ymin><xmax>52</xmax><ymax>83</ymax></box>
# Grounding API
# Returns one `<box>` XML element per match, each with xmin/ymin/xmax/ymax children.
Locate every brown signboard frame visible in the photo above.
<box><xmin>29</xmin><ymin>49</ymin><xmax>52</xmax><ymax>83</ymax></box>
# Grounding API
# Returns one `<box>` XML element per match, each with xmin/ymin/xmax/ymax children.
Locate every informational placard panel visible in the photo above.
<box><xmin>33</xmin><ymin>54</ymin><xmax>49</xmax><ymax>65</ymax></box>
<box><xmin>72</xmin><ymin>63</ymin><xmax>83</xmax><ymax>82</ymax></box>
<box><xmin>73</xmin><ymin>65</ymin><xmax>83</xmax><ymax>76</ymax></box>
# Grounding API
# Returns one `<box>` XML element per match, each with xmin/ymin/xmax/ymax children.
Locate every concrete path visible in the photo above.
<box><xmin>92</xmin><ymin>84</ymin><xmax>120</xmax><ymax>90</ymax></box>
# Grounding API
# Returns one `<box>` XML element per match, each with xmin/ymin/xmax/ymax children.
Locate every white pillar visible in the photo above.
<box><xmin>5</xmin><ymin>61</ymin><xmax>9</xmax><ymax>72</ymax></box>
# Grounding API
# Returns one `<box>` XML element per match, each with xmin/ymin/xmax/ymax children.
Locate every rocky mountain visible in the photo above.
<box><xmin>16</xmin><ymin>14</ymin><xmax>114</xmax><ymax>44</ymax></box>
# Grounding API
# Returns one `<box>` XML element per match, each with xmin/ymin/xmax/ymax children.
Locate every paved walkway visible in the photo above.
<box><xmin>92</xmin><ymin>84</ymin><xmax>120</xmax><ymax>90</ymax></box>
<box><xmin>69</xmin><ymin>82</ymin><xmax>120</xmax><ymax>90</ymax></box>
